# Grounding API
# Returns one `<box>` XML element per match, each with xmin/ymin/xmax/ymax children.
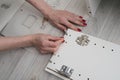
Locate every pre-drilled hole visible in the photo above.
<box><xmin>94</xmin><ymin>43</ymin><xmax>96</xmax><ymax>45</ymax></box>
<box><xmin>111</xmin><ymin>49</ymin><xmax>114</xmax><ymax>52</ymax></box>
<box><xmin>89</xmin><ymin>12</ymin><xmax>92</xmax><ymax>13</ymax></box>
<box><xmin>57</xmin><ymin>55</ymin><xmax>60</xmax><ymax>57</ymax></box>
<box><xmin>87</xmin><ymin>78</ymin><xmax>90</xmax><ymax>80</ymax></box>
<box><xmin>79</xmin><ymin>74</ymin><xmax>81</xmax><ymax>76</ymax></box>
<box><xmin>69</xmin><ymin>34</ymin><xmax>71</xmax><ymax>37</ymax></box>
<box><xmin>20</xmin><ymin>9</ymin><xmax>23</xmax><ymax>11</ymax></box>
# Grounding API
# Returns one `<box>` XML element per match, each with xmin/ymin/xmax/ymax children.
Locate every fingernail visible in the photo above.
<box><xmin>62</xmin><ymin>40</ymin><xmax>65</xmax><ymax>43</ymax></box>
<box><xmin>77</xmin><ymin>28</ymin><xmax>82</xmax><ymax>32</ymax></box>
<box><xmin>79</xmin><ymin>16</ymin><xmax>83</xmax><ymax>18</ymax></box>
<box><xmin>83</xmin><ymin>23</ymin><xmax>87</xmax><ymax>26</ymax></box>
<box><xmin>82</xmin><ymin>20</ymin><xmax>86</xmax><ymax>22</ymax></box>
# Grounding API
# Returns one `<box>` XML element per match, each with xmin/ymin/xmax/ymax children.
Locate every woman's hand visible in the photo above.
<box><xmin>0</xmin><ymin>34</ymin><xmax>64</xmax><ymax>53</ymax></box>
<box><xmin>46</xmin><ymin>10</ymin><xmax>87</xmax><ymax>32</ymax></box>
<box><xmin>26</xmin><ymin>0</ymin><xmax>87</xmax><ymax>32</ymax></box>
<box><xmin>31</xmin><ymin>34</ymin><xmax>64</xmax><ymax>54</ymax></box>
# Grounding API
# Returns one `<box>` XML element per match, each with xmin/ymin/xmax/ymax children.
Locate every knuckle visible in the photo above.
<box><xmin>59</xmin><ymin>17</ymin><xmax>65</xmax><ymax>22</ymax></box>
<box><xmin>75</xmin><ymin>20</ymin><xmax>80</xmax><ymax>24</ymax></box>
<box><xmin>66</xmin><ymin>23</ymin><xmax>72</xmax><ymax>27</ymax></box>
<box><xmin>41</xmin><ymin>42</ymin><xmax>46</xmax><ymax>47</ymax></box>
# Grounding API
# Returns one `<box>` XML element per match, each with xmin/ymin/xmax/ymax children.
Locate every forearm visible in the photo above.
<box><xmin>26</xmin><ymin>0</ymin><xmax>52</xmax><ymax>17</ymax></box>
<box><xmin>0</xmin><ymin>36</ymin><xmax>33</xmax><ymax>51</ymax></box>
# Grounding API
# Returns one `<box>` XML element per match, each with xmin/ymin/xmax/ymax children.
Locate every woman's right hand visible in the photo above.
<box><xmin>45</xmin><ymin>9</ymin><xmax>87</xmax><ymax>32</ymax></box>
<box><xmin>31</xmin><ymin>34</ymin><xmax>64</xmax><ymax>54</ymax></box>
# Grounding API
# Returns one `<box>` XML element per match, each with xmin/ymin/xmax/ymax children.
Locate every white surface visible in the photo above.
<box><xmin>0</xmin><ymin>0</ymin><xmax>25</xmax><ymax>32</ymax></box>
<box><xmin>46</xmin><ymin>29</ymin><xmax>120</xmax><ymax>80</ymax></box>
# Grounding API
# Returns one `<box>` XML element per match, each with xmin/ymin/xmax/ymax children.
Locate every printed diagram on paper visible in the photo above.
<box><xmin>45</xmin><ymin>29</ymin><xmax>120</xmax><ymax>80</ymax></box>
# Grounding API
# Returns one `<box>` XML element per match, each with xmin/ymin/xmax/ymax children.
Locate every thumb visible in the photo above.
<box><xmin>53</xmin><ymin>39</ymin><xmax>64</xmax><ymax>54</ymax></box>
<box><xmin>55</xmin><ymin>39</ymin><xmax>64</xmax><ymax>45</ymax></box>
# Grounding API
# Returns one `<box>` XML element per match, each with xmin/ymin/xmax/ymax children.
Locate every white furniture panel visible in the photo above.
<box><xmin>45</xmin><ymin>29</ymin><xmax>120</xmax><ymax>80</ymax></box>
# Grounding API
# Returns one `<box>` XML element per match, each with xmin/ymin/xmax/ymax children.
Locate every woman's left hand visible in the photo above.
<box><xmin>46</xmin><ymin>9</ymin><xmax>87</xmax><ymax>32</ymax></box>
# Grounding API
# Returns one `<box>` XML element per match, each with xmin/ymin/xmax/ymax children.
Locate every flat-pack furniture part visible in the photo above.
<box><xmin>45</xmin><ymin>29</ymin><xmax>120</xmax><ymax>80</ymax></box>
<box><xmin>1</xmin><ymin>0</ymin><xmax>101</xmax><ymax>36</ymax></box>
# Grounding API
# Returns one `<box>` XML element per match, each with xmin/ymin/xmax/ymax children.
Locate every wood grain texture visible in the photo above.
<box><xmin>0</xmin><ymin>0</ymin><xmax>120</xmax><ymax>80</ymax></box>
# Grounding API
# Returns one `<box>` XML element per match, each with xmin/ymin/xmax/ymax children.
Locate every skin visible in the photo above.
<box><xmin>0</xmin><ymin>0</ymin><xmax>87</xmax><ymax>54</ymax></box>
<box><xmin>0</xmin><ymin>34</ymin><xmax>64</xmax><ymax>54</ymax></box>
<box><xmin>27</xmin><ymin>0</ymin><xmax>87</xmax><ymax>31</ymax></box>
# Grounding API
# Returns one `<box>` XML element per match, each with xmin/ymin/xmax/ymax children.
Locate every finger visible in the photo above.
<box><xmin>45</xmin><ymin>36</ymin><xmax>64</xmax><ymax>47</ymax></box>
<box><xmin>78</xmin><ymin>17</ymin><xmax>86</xmax><ymax>23</ymax></box>
<box><xmin>55</xmin><ymin>39</ymin><xmax>64</xmax><ymax>45</ymax></box>
<box><xmin>63</xmin><ymin>20</ymin><xmax>81</xmax><ymax>32</ymax></box>
<box><xmin>42</xmin><ymin>40</ymin><xmax>64</xmax><ymax>53</ymax></box>
<box><xmin>36</xmin><ymin>47</ymin><xmax>47</xmax><ymax>54</ymax></box>
<box><xmin>68</xmin><ymin>17</ymin><xmax>84</xmax><ymax>26</ymax></box>
<box><xmin>71</xmin><ymin>14</ymin><xmax>86</xmax><ymax>22</ymax></box>
<box><xmin>41</xmin><ymin>47</ymin><xmax>57</xmax><ymax>53</ymax></box>
<box><xmin>48</xmin><ymin>35</ymin><xmax>63</xmax><ymax>41</ymax></box>
<box><xmin>70</xmin><ymin>13</ymin><xmax>83</xmax><ymax>20</ymax></box>
<box><xmin>76</xmin><ymin>16</ymin><xmax>87</xmax><ymax>26</ymax></box>
<box><xmin>53</xmin><ymin>39</ymin><xmax>64</xmax><ymax>54</ymax></box>
<box><xmin>40</xmin><ymin>50</ymin><xmax>48</xmax><ymax>54</ymax></box>
<box><xmin>79</xmin><ymin>16</ymin><xmax>83</xmax><ymax>18</ymax></box>
<box><xmin>77</xmin><ymin>18</ymin><xmax>87</xmax><ymax>26</ymax></box>
<box><xmin>48</xmin><ymin>38</ymin><xmax>64</xmax><ymax>47</ymax></box>
<box><xmin>72</xmin><ymin>14</ymin><xmax>86</xmax><ymax>22</ymax></box>
<box><xmin>69</xmin><ymin>16</ymin><xmax>87</xmax><ymax>27</ymax></box>
<box><xmin>55</xmin><ymin>23</ymin><xmax>67</xmax><ymax>31</ymax></box>
<box><xmin>47</xmin><ymin>41</ymin><xmax>58</xmax><ymax>48</ymax></box>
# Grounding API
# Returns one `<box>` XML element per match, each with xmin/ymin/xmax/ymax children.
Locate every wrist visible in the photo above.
<box><xmin>28</xmin><ymin>34</ymin><xmax>40</xmax><ymax>47</ymax></box>
<box><xmin>39</xmin><ymin>5</ymin><xmax>54</xmax><ymax>18</ymax></box>
<box><xmin>42</xmin><ymin>7</ymin><xmax>54</xmax><ymax>18</ymax></box>
<box><xmin>23</xmin><ymin>35</ymin><xmax>35</xmax><ymax>47</ymax></box>
<box><xmin>26</xmin><ymin>0</ymin><xmax>53</xmax><ymax>18</ymax></box>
